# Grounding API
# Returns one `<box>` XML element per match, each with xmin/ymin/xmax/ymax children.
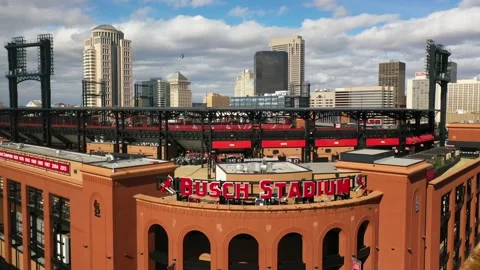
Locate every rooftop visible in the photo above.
<box><xmin>299</xmin><ymin>162</ymin><xmax>358</xmax><ymax>174</ymax></box>
<box><xmin>93</xmin><ymin>24</ymin><xmax>119</xmax><ymax>31</ymax></box>
<box><xmin>217</xmin><ymin>161</ymin><xmax>309</xmax><ymax>174</ymax></box>
<box><xmin>341</xmin><ymin>149</ymin><xmax>424</xmax><ymax>167</ymax></box>
<box><xmin>0</xmin><ymin>142</ymin><xmax>167</xmax><ymax>169</ymax></box>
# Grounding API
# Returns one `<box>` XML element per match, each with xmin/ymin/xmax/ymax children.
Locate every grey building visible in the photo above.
<box><xmin>134</xmin><ymin>78</ymin><xmax>170</xmax><ymax>107</ymax></box>
<box><xmin>231</xmin><ymin>95</ymin><xmax>309</xmax><ymax>108</ymax></box>
<box><xmin>254</xmin><ymin>51</ymin><xmax>288</xmax><ymax>95</ymax></box>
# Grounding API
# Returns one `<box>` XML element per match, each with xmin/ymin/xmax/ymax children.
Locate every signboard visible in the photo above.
<box><xmin>415</xmin><ymin>72</ymin><xmax>427</xmax><ymax>77</ymax></box>
<box><xmin>167</xmin><ymin>174</ymin><xmax>367</xmax><ymax>200</ymax></box>
<box><xmin>359</xmin><ymin>119</ymin><xmax>382</xmax><ymax>125</ymax></box>
<box><xmin>0</xmin><ymin>150</ymin><xmax>70</xmax><ymax>175</ymax></box>
<box><xmin>212</xmin><ymin>140</ymin><xmax>251</xmax><ymax>149</ymax></box>
<box><xmin>262</xmin><ymin>140</ymin><xmax>306</xmax><ymax>148</ymax></box>
<box><xmin>315</xmin><ymin>139</ymin><xmax>358</xmax><ymax>147</ymax></box>
<box><xmin>352</xmin><ymin>258</ymin><xmax>362</xmax><ymax>270</ymax></box>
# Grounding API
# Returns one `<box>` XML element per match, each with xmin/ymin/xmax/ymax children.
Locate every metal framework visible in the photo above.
<box><xmin>425</xmin><ymin>39</ymin><xmax>451</xmax><ymax>146</ymax></box>
<box><xmin>5</xmin><ymin>34</ymin><xmax>54</xmax><ymax>146</ymax></box>
<box><xmin>82</xmin><ymin>79</ymin><xmax>106</xmax><ymax>108</ymax></box>
<box><xmin>0</xmin><ymin>107</ymin><xmax>435</xmax><ymax>161</ymax></box>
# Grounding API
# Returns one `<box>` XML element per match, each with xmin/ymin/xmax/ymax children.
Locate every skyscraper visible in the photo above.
<box><xmin>167</xmin><ymin>72</ymin><xmax>192</xmax><ymax>107</ymax></box>
<box><xmin>83</xmin><ymin>24</ymin><xmax>132</xmax><ymax>107</ymax></box>
<box><xmin>234</xmin><ymin>69</ymin><xmax>255</xmax><ymax>97</ymax></box>
<box><xmin>269</xmin><ymin>35</ymin><xmax>305</xmax><ymax>95</ymax></box>
<box><xmin>134</xmin><ymin>78</ymin><xmax>170</xmax><ymax>107</ymax></box>
<box><xmin>378</xmin><ymin>61</ymin><xmax>406</xmax><ymax>107</ymax></box>
<box><xmin>254</xmin><ymin>51</ymin><xmax>288</xmax><ymax>95</ymax></box>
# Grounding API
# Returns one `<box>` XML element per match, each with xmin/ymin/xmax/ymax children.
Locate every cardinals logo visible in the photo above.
<box><xmin>156</xmin><ymin>175</ymin><xmax>174</xmax><ymax>192</ymax></box>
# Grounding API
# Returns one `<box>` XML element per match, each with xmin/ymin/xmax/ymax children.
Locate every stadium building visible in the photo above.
<box><xmin>0</xmin><ymin>142</ymin><xmax>478</xmax><ymax>270</ymax></box>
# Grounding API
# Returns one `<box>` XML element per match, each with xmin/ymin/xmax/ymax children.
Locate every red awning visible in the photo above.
<box><xmin>406</xmin><ymin>136</ymin><xmax>420</xmax><ymax>145</ymax></box>
<box><xmin>315</xmin><ymin>138</ymin><xmax>358</xmax><ymax>147</ymax></box>
<box><xmin>419</xmin><ymin>134</ymin><xmax>435</xmax><ymax>142</ymax></box>
<box><xmin>262</xmin><ymin>140</ymin><xmax>306</xmax><ymax>148</ymax></box>
<box><xmin>212</xmin><ymin>140</ymin><xmax>251</xmax><ymax>149</ymax></box>
<box><xmin>366</xmin><ymin>138</ymin><xmax>399</xmax><ymax>147</ymax></box>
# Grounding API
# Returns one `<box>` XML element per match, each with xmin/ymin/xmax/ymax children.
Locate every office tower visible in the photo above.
<box><xmin>167</xmin><ymin>72</ymin><xmax>192</xmax><ymax>107</ymax></box>
<box><xmin>334</xmin><ymin>86</ymin><xmax>395</xmax><ymax>108</ymax></box>
<box><xmin>234</xmin><ymin>69</ymin><xmax>255</xmax><ymax>97</ymax></box>
<box><xmin>204</xmin><ymin>93</ymin><xmax>230</xmax><ymax>107</ymax></box>
<box><xmin>378</xmin><ymin>61</ymin><xmax>406</xmax><ymax>107</ymax></box>
<box><xmin>310</xmin><ymin>90</ymin><xmax>335</xmax><ymax>108</ymax></box>
<box><xmin>83</xmin><ymin>24</ymin><xmax>132</xmax><ymax>107</ymax></box>
<box><xmin>254</xmin><ymin>51</ymin><xmax>288</xmax><ymax>95</ymax></box>
<box><xmin>134</xmin><ymin>78</ymin><xmax>170</xmax><ymax>107</ymax></box>
<box><xmin>269</xmin><ymin>35</ymin><xmax>305</xmax><ymax>95</ymax></box>
<box><xmin>448</xmin><ymin>61</ymin><xmax>458</xmax><ymax>83</ymax></box>
<box><xmin>447</xmin><ymin>77</ymin><xmax>480</xmax><ymax>112</ymax></box>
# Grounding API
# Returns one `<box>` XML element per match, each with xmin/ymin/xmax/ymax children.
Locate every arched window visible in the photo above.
<box><xmin>183</xmin><ymin>230</ymin><xmax>211</xmax><ymax>270</ymax></box>
<box><xmin>228</xmin><ymin>234</ymin><xmax>259</xmax><ymax>270</ymax></box>
<box><xmin>323</xmin><ymin>228</ymin><xmax>344</xmax><ymax>270</ymax></box>
<box><xmin>277</xmin><ymin>233</ymin><xmax>305</xmax><ymax>270</ymax></box>
<box><xmin>356</xmin><ymin>221</ymin><xmax>371</xmax><ymax>265</ymax></box>
<box><xmin>148</xmin><ymin>224</ymin><xmax>168</xmax><ymax>270</ymax></box>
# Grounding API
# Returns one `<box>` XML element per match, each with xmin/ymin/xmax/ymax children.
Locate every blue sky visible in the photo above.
<box><xmin>91</xmin><ymin>0</ymin><xmax>460</xmax><ymax>27</ymax></box>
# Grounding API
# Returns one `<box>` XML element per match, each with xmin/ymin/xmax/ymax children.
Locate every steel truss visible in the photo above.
<box><xmin>0</xmin><ymin>107</ymin><xmax>435</xmax><ymax>159</ymax></box>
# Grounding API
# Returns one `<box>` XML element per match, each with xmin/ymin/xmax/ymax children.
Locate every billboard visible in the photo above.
<box><xmin>0</xmin><ymin>150</ymin><xmax>71</xmax><ymax>175</ymax></box>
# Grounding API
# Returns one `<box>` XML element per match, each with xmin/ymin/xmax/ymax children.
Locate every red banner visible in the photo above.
<box><xmin>315</xmin><ymin>139</ymin><xmax>358</xmax><ymax>147</ymax></box>
<box><xmin>365</xmin><ymin>138</ymin><xmax>399</xmax><ymax>146</ymax></box>
<box><xmin>262</xmin><ymin>140</ymin><xmax>306</xmax><ymax>148</ymax></box>
<box><xmin>0</xmin><ymin>150</ymin><xmax>70</xmax><ymax>175</ymax></box>
<box><xmin>419</xmin><ymin>134</ymin><xmax>435</xmax><ymax>142</ymax></box>
<box><xmin>406</xmin><ymin>136</ymin><xmax>420</xmax><ymax>145</ymax></box>
<box><xmin>212</xmin><ymin>140</ymin><xmax>251</xmax><ymax>149</ymax></box>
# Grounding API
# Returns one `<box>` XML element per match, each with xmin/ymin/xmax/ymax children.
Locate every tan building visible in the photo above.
<box><xmin>310</xmin><ymin>90</ymin><xmax>335</xmax><ymax>108</ymax></box>
<box><xmin>447</xmin><ymin>77</ymin><xmax>480</xmax><ymax>113</ymax></box>
<box><xmin>203</xmin><ymin>93</ymin><xmax>230</xmax><ymax>107</ymax></box>
<box><xmin>379</xmin><ymin>60</ymin><xmax>406</xmax><ymax>107</ymax></box>
<box><xmin>234</xmin><ymin>69</ymin><xmax>255</xmax><ymax>97</ymax></box>
<box><xmin>167</xmin><ymin>72</ymin><xmax>192</xmax><ymax>107</ymax></box>
<box><xmin>335</xmin><ymin>86</ymin><xmax>395</xmax><ymax>108</ymax></box>
<box><xmin>83</xmin><ymin>24</ymin><xmax>132</xmax><ymax>107</ymax></box>
<box><xmin>269</xmin><ymin>35</ymin><xmax>305</xmax><ymax>95</ymax></box>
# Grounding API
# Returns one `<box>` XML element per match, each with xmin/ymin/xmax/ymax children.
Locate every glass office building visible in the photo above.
<box><xmin>254</xmin><ymin>51</ymin><xmax>288</xmax><ymax>95</ymax></box>
<box><xmin>231</xmin><ymin>95</ymin><xmax>309</xmax><ymax>108</ymax></box>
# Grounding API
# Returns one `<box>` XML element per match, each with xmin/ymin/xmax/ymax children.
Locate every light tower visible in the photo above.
<box><xmin>425</xmin><ymin>39</ymin><xmax>451</xmax><ymax>147</ymax></box>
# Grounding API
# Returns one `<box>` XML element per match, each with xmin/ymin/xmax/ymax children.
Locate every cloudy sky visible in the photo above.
<box><xmin>0</xmin><ymin>0</ymin><xmax>479</xmax><ymax>106</ymax></box>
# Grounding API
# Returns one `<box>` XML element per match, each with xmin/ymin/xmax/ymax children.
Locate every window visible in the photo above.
<box><xmin>51</xmin><ymin>194</ymin><xmax>71</xmax><ymax>269</ymax></box>
<box><xmin>453</xmin><ymin>184</ymin><xmax>464</xmax><ymax>269</ymax></box>
<box><xmin>28</xmin><ymin>187</ymin><xmax>45</xmax><ymax>268</ymax></box>
<box><xmin>439</xmin><ymin>192</ymin><xmax>450</xmax><ymax>269</ymax></box>
<box><xmin>8</xmin><ymin>180</ymin><xmax>22</xmax><ymax>268</ymax></box>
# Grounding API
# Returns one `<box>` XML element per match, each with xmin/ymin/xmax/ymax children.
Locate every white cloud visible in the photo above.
<box><xmin>0</xmin><ymin>3</ymin><xmax>480</xmax><ymax>105</ymax></box>
<box><xmin>459</xmin><ymin>0</ymin><xmax>480</xmax><ymax>8</ymax></box>
<box><xmin>146</xmin><ymin>0</ymin><xmax>217</xmax><ymax>8</ymax></box>
<box><xmin>277</xmin><ymin>5</ymin><xmax>288</xmax><ymax>15</ymax></box>
<box><xmin>305</xmin><ymin>0</ymin><xmax>348</xmax><ymax>17</ymax></box>
<box><xmin>227</xmin><ymin>6</ymin><xmax>266</xmax><ymax>18</ymax></box>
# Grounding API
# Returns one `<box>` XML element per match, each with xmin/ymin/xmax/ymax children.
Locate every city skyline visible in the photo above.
<box><xmin>0</xmin><ymin>0</ymin><xmax>479</xmax><ymax>106</ymax></box>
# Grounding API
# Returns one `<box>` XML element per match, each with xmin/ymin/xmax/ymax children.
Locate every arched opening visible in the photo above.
<box><xmin>228</xmin><ymin>233</ymin><xmax>259</xmax><ymax>270</ymax></box>
<box><xmin>357</xmin><ymin>221</ymin><xmax>371</xmax><ymax>265</ymax></box>
<box><xmin>183</xmin><ymin>230</ymin><xmax>211</xmax><ymax>270</ymax></box>
<box><xmin>277</xmin><ymin>233</ymin><xmax>305</xmax><ymax>270</ymax></box>
<box><xmin>148</xmin><ymin>224</ymin><xmax>169</xmax><ymax>270</ymax></box>
<box><xmin>322</xmin><ymin>228</ymin><xmax>344</xmax><ymax>270</ymax></box>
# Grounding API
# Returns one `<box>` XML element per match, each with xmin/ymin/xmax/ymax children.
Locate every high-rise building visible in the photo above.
<box><xmin>134</xmin><ymin>78</ymin><xmax>170</xmax><ymax>107</ymax></box>
<box><xmin>448</xmin><ymin>61</ymin><xmax>458</xmax><ymax>83</ymax></box>
<box><xmin>167</xmin><ymin>72</ymin><xmax>192</xmax><ymax>107</ymax></box>
<box><xmin>83</xmin><ymin>24</ymin><xmax>132</xmax><ymax>107</ymax></box>
<box><xmin>334</xmin><ymin>86</ymin><xmax>395</xmax><ymax>108</ymax></box>
<box><xmin>406</xmin><ymin>72</ymin><xmax>441</xmax><ymax>122</ymax></box>
<box><xmin>269</xmin><ymin>35</ymin><xmax>305</xmax><ymax>95</ymax></box>
<box><xmin>378</xmin><ymin>61</ymin><xmax>406</xmax><ymax>107</ymax></box>
<box><xmin>447</xmin><ymin>77</ymin><xmax>480</xmax><ymax>113</ymax></box>
<box><xmin>254</xmin><ymin>51</ymin><xmax>288</xmax><ymax>95</ymax></box>
<box><xmin>234</xmin><ymin>70</ymin><xmax>255</xmax><ymax>97</ymax></box>
<box><xmin>204</xmin><ymin>93</ymin><xmax>230</xmax><ymax>107</ymax></box>
<box><xmin>310</xmin><ymin>90</ymin><xmax>335</xmax><ymax>108</ymax></box>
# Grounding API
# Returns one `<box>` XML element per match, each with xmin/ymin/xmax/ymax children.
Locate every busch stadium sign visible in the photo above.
<box><xmin>157</xmin><ymin>174</ymin><xmax>367</xmax><ymax>199</ymax></box>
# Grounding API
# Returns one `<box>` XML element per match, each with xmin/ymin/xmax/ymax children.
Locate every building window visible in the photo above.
<box><xmin>28</xmin><ymin>187</ymin><xmax>45</xmax><ymax>267</ymax></box>
<box><xmin>51</xmin><ymin>194</ymin><xmax>71</xmax><ymax>269</ymax></box>
<box><xmin>476</xmin><ymin>174</ymin><xmax>480</xmax><ymax>245</ymax></box>
<box><xmin>0</xmin><ymin>177</ymin><xmax>3</xmax><ymax>235</ymax></box>
<box><xmin>440</xmin><ymin>192</ymin><xmax>450</xmax><ymax>269</ymax></box>
<box><xmin>453</xmin><ymin>184</ymin><xmax>464</xmax><ymax>270</ymax></box>
<box><xmin>8</xmin><ymin>179</ymin><xmax>22</xmax><ymax>268</ymax></box>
